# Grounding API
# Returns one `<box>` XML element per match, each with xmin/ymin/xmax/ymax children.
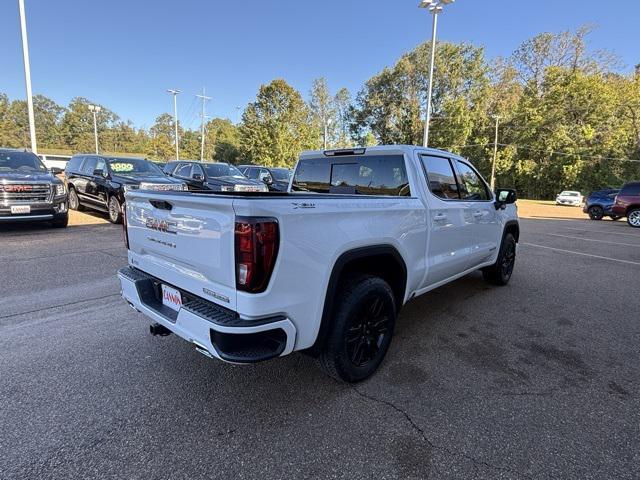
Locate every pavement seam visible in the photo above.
<box><xmin>0</xmin><ymin>293</ymin><xmax>120</xmax><ymax>321</ymax></box>
<box><xmin>351</xmin><ymin>386</ymin><xmax>545</xmax><ymax>480</ymax></box>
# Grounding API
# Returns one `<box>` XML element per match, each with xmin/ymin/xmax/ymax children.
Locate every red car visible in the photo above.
<box><xmin>612</xmin><ymin>182</ymin><xmax>640</xmax><ymax>228</ymax></box>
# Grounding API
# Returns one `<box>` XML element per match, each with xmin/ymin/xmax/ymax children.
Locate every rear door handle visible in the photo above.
<box><xmin>434</xmin><ymin>213</ymin><xmax>447</xmax><ymax>221</ymax></box>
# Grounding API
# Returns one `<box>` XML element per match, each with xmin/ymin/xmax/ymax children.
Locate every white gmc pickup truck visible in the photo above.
<box><xmin>118</xmin><ymin>145</ymin><xmax>519</xmax><ymax>382</ymax></box>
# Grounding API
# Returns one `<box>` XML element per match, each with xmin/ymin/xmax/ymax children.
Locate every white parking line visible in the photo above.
<box><xmin>521</xmin><ymin>242</ymin><xmax>640</xmax><ymax>266</ymax></box>
<box><xmin>546</xmin><ymin>233</ymin><xmax>640</xmax><ymax>248</ymax></box>
<box><xmin>562</xmin><ymin>226</ymin><xmax>640</xmax><ymax>238</ymax></box>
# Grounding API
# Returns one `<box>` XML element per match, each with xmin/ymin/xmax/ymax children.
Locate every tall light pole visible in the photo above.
<box><xmin>196</xmin><ymin>88</ymin><xmax>211</xmax><ymax>161</ymax></box>
<box><xmin>490</xmin><ymin>115</ymin><xmax>501</xmax><ymax>191</ymax></box>
<box><xmin>167</xmin><ymin>89</ymin><xmax>180</xmax><ymax>160</ymax></box>
<box><xmin>418</xmin><ymin>0</ymin><xmax>455</xmax><ymax>148</ymax></box>
<box><xmin>18</xmin><ymin>0</ymin><xmax>37</xmax><ymax>153</ymax></box>
<box><xmin>323</xmin><ymin>117</ymin><xmax>332</xmax><ymax>150</ymax></box>
<box><xmin>88</xmin><ymin>104</ymin><xmax>101</xmax><ymax>154</ymax></box>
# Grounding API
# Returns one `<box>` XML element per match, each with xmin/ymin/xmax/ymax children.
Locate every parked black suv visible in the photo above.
<box><xmin>238</xmin><ymin>165</ymin><xmax>292</xmax><ymax>192</ymax></box>
<box><xmin>163</xmin><ymin>161</ymin><xmax>267</xmax><ymax>192</ymax></box>
<box><xmin>65</xmin><ymin>155</ymin><xmax>186</xmax><ymax>223</ymax></box>
<box><xmin>0</xmin><ymin>148</ymin><xmax>68</xmax><ymax>227</ymax></box>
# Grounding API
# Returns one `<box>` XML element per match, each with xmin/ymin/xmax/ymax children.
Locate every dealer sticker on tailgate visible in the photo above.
<box><xmin>161</xmin><ymin>284</ymin><xmax>182</xmax><ymax>312</ymax></box>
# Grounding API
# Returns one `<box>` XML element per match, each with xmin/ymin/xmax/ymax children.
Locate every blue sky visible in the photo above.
<box><xmin>1</xmin><ymin>0</ymin><xmax>638</xmax><ymax>130</ymax></box>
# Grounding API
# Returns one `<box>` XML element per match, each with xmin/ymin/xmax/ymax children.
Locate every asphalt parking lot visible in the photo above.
<box><xmin>1</xmin><ymin>209</ymin><xmax>639</xmax><ymax>479</ymax></box>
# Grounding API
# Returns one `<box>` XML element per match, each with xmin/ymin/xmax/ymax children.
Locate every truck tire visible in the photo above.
<box><xmin>68</xmin><ymin>187</ymin><xmax>84</xmax><ymax>211</ymax></box>
<box><xmin>318</xmin><ymin>275</ymin><xmax>396</xmax><ymax>383</ymax></box>
<box><xmin>588</xmin><ymin>205</ymin><xmax>603</xmax><ymax>220</ymax></box>
<box><xmin>108</xmin><ymin>196</ymin><xmax>123</xmax><ymax>224</ymax></box>
<box><xmin>482</xmin><ymin>233</ymin><xmax>516</xmax><ymax>286</ymax></box>
<box><xmin>52</xmin><ymin>213</ymin><xmax>69</xmax><ymax>228</ymax></box>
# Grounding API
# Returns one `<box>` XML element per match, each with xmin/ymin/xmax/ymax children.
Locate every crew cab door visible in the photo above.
<box><xmin>452</xmin><ymin>159</ymin><xmax>499</xmax><ymax>268</ymax></box>
<box><xmin>419</xmin><ymin>154</ymin><xmax>475</xmax><ymax>287</ymax></box>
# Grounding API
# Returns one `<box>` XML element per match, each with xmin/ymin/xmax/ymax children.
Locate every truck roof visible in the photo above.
<box><xmin>299</xmin><ymin>145</ymin><xmax>463</xmax><ymax>160</ymax></box>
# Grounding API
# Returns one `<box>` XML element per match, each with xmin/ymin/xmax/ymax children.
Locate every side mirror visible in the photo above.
<box><xmin>50</xmin><ymin>167</ymin><xmax>63</xmax><ymax>175</ymax></box>
<box><xmin>193</xmin><ymin>173</ymin><xmax>204</xmax><ymax>181</ymax></box>
<box><xmin>494</xmin><ymin>188</ymin><xmax>517</xmax><ymax>210</ymax></box>
<box><xmin>262</xmin><ymin>174</ymin><xmax>273</xmax><ymax>185</ymax></box>
<box><xmin>93</xmin><ymin>168</ymin><xmax>108</xmax><ymax>178</ymax></box>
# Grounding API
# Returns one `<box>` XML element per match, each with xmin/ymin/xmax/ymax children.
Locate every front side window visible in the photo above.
<box><xmin>420</xmin><ymin>155</ymin><xmax>460</xmax><ymax>200</ymax></box>
<box><xmin>82</xmin><ymin>157</ymin><xmax>98</xmax><ymax>175</ymax></box>
<box><xmin>174</xmin><ymin>163</ymin><xmax>193</xmax><ymax>178</ymax></box>
<box><xmin>292</xmin><ymin>155</ymin><xmax>410</xmax><ymax>196</ymax></box>
<box><xmin>456</xmin><ymin>161</ymin><xmax>490</xmax><ymax>201</ymax></box>
<box><xmin>191</xmin><ymin>164</ymin><xmax>204</xmax><ymax>179</ymax></box>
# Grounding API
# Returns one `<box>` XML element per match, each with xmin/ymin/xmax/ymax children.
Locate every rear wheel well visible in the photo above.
<box><xmin>307</xmin><ymin>246</ymin><xmax>407</xmax><ymax>356</ymax></box>
<box><xmin>626</xmin><ymin>205</ymin><xmax>640</xmax><ymax>215</ymax></box>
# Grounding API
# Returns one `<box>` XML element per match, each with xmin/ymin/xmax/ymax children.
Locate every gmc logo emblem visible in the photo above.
<box><xmin>145</xmin><ymin>217</ymin><xmax>177</xmax><ymax>234</ymax></box>
<box><xmin>4</xmin><ymin>185</ymin><xmax>33</xmax><ymax>192</ymax></box>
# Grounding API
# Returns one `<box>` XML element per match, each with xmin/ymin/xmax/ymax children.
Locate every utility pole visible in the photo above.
<box><xmin>490</xmin><ymin>115</ymin><xmax>501</xmax><ymax>191</ymax></box>
<box><xmin>323</xmin><ymin>117</ymin><xmax>332</xmax><ymax>150</ymax></box>
<box><xmin>196</xmin><ymin>88</ymin><xmax>211</xmax><ymax>161</ymax></box>
<box><xmin>418</xmin><ymin>0</ymin><xmax>455</xmax><ymax>148</ymax></box>
<box><xmin>167</xmin><ymin>89</ymin><xmax>180</xmax><ymax>160</ymax></box>
<box><xmin>18</xmin><ymin>0</ymin><xmax>37</xmax><ymax>154</ymax></box>
<box><xmin>88</xmin><ymin>104</ymin><xmax>102</xmax><ymax>154</ymax></box>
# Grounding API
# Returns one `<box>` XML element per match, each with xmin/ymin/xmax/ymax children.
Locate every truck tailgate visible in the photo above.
<box><xmin>125</xmin><ymin>191</ymin><xmax>237</xmax><ymax>310</ymax></box>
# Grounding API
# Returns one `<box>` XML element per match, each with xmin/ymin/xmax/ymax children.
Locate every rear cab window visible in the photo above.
<box><xmin>292</xmin><ymin>154</ymin><xmax>410</xmax><ymax>196</ymax></box>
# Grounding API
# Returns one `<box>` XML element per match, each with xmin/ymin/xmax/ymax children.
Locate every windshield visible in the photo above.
<box><xmin>107</xmin><ymin>158</ymin><xmax>162</xmax><ymax>175</ymax></box>
<box><xmin>560</xmin><ymin>191</ymin><xmax>579</xmax><ymax>197</ymax></box>
<box><xmin>271</xmin><ymin>168</ymin><xmax>291</xmax><ymax>182</ymax></box>
<box><xmin>203</xmin><ymin>163</ymin><xmax>246</xmax><ymax>179</ymax></box>
<box><xmin>0</xmin><ymin>151</ymin><xmax>47</xmax><ymax>173</ymax></box>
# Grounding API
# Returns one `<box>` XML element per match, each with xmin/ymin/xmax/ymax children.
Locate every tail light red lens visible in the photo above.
<box><xmin>122</xmin><ymin>202</ymin><xmax>130</xmax><ymax>249</ymax></box>
<box><xmin>234</xmin><ymin>217</ymin><xmax>279</xmax><ymax>293</ymax></box>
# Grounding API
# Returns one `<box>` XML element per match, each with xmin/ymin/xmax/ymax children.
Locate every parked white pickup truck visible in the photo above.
<box><xmin>118</xmin><ymin>145</ymin><xmax>519</xmax><ymax>382</ymax></box>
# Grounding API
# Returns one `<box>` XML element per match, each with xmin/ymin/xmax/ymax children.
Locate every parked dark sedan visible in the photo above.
<box><xmin>163</xmin><ymin>161</ymin><xmax>268</xmax><ymax>192</ymax></box>
<box><xmin>65</xmin><ymin>155</ymin><xmax>186</xmax><ymax>223</ymax></box>
<box><xmin>0</xmin><ymin>148</ymin><xmax>68</xmax><ymax>227</ymax></box>
<box><xmin>238</xmin><ymin>165</ymin><xmax>292</xmax><ymax>192</ymax></box>
<box><xmin>582</xmin><ymin>189</ymin><xmax>621</xmax><ymax>220</ymax></box>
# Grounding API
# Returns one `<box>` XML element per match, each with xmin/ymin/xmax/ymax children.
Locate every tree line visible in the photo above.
<box><xmin>1</xmin><ymin>26</ymin><xmax>639</xmax><ymax>199</ymax></box>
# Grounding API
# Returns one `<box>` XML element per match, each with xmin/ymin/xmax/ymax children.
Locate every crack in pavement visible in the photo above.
<box><xmin>351</xmin><ymin>386</ymin><xmax>550</xmax><ymax>480</ymax></box>
<box><xmin>0</xmin><ymin>293</ymin><xmax>121</xmax><ymax>322</ymax></box>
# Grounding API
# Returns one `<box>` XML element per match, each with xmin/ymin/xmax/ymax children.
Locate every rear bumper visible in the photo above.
<box><xmin>611</xmin><ymin>205</ymin><xmax>625</xmax><ymax>216</ymax></box>
<box><xmin>118</xmin><ymin>266</ymin><xmax>296</xmax><ymax>363</ymax></box>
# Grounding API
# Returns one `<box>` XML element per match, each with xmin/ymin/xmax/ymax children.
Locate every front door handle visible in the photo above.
<box><xmin>473</xmin><ymin>211</ymin><xmax>483</xmax><ymax>218</ymax></box>
<box><xmin>434</xmin><ymin>213</ymin><xmax>447</xmax><ymax>222</ymax></box>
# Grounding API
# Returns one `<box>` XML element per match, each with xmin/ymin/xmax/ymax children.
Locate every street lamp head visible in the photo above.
<box><xmin>441</xmin><ymin>0</ymin><xmax>455</xmax><ymax>4</ymax></box>
<box><xmin>88</xmin><ymin>104</ymin><xmax>94</xmax><ymax>112</ymax></box>
<box><xmin>418</xmin><ymin>0</ymin><xmax>435</xmax><ymax>8</ymax></box>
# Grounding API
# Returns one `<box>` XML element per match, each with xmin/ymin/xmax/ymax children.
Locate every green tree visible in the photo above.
<box><xmin>240</xmin><ymin>79</ymin><xmax>317</xmax><ymax>167</ymax></box>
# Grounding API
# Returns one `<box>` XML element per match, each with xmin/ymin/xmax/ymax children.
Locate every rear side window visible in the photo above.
<box><xmin>292</xmin><ymin>155</ymin><xmax>410</xmax><ymax>196</ymax></box>
<box><xmin>420</xmin><ymin>155</ymin><xmax>460</xmax><ymax>200</ymax></box>
<box><xmin>621</xmin><ymin>184</ymin><xmax>640</xmax><ymax>196</ymax></box>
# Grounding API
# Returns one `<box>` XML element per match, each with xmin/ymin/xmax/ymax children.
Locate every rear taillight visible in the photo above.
<box><xmin>234</xmin><ymin>217</ymin><xmax>279</xmax><ymax>293</ymax></box>
<box><xmin>122</xmin><ymin>202</ymin><xmax>129</xmax><ymax>249</ymax></box>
